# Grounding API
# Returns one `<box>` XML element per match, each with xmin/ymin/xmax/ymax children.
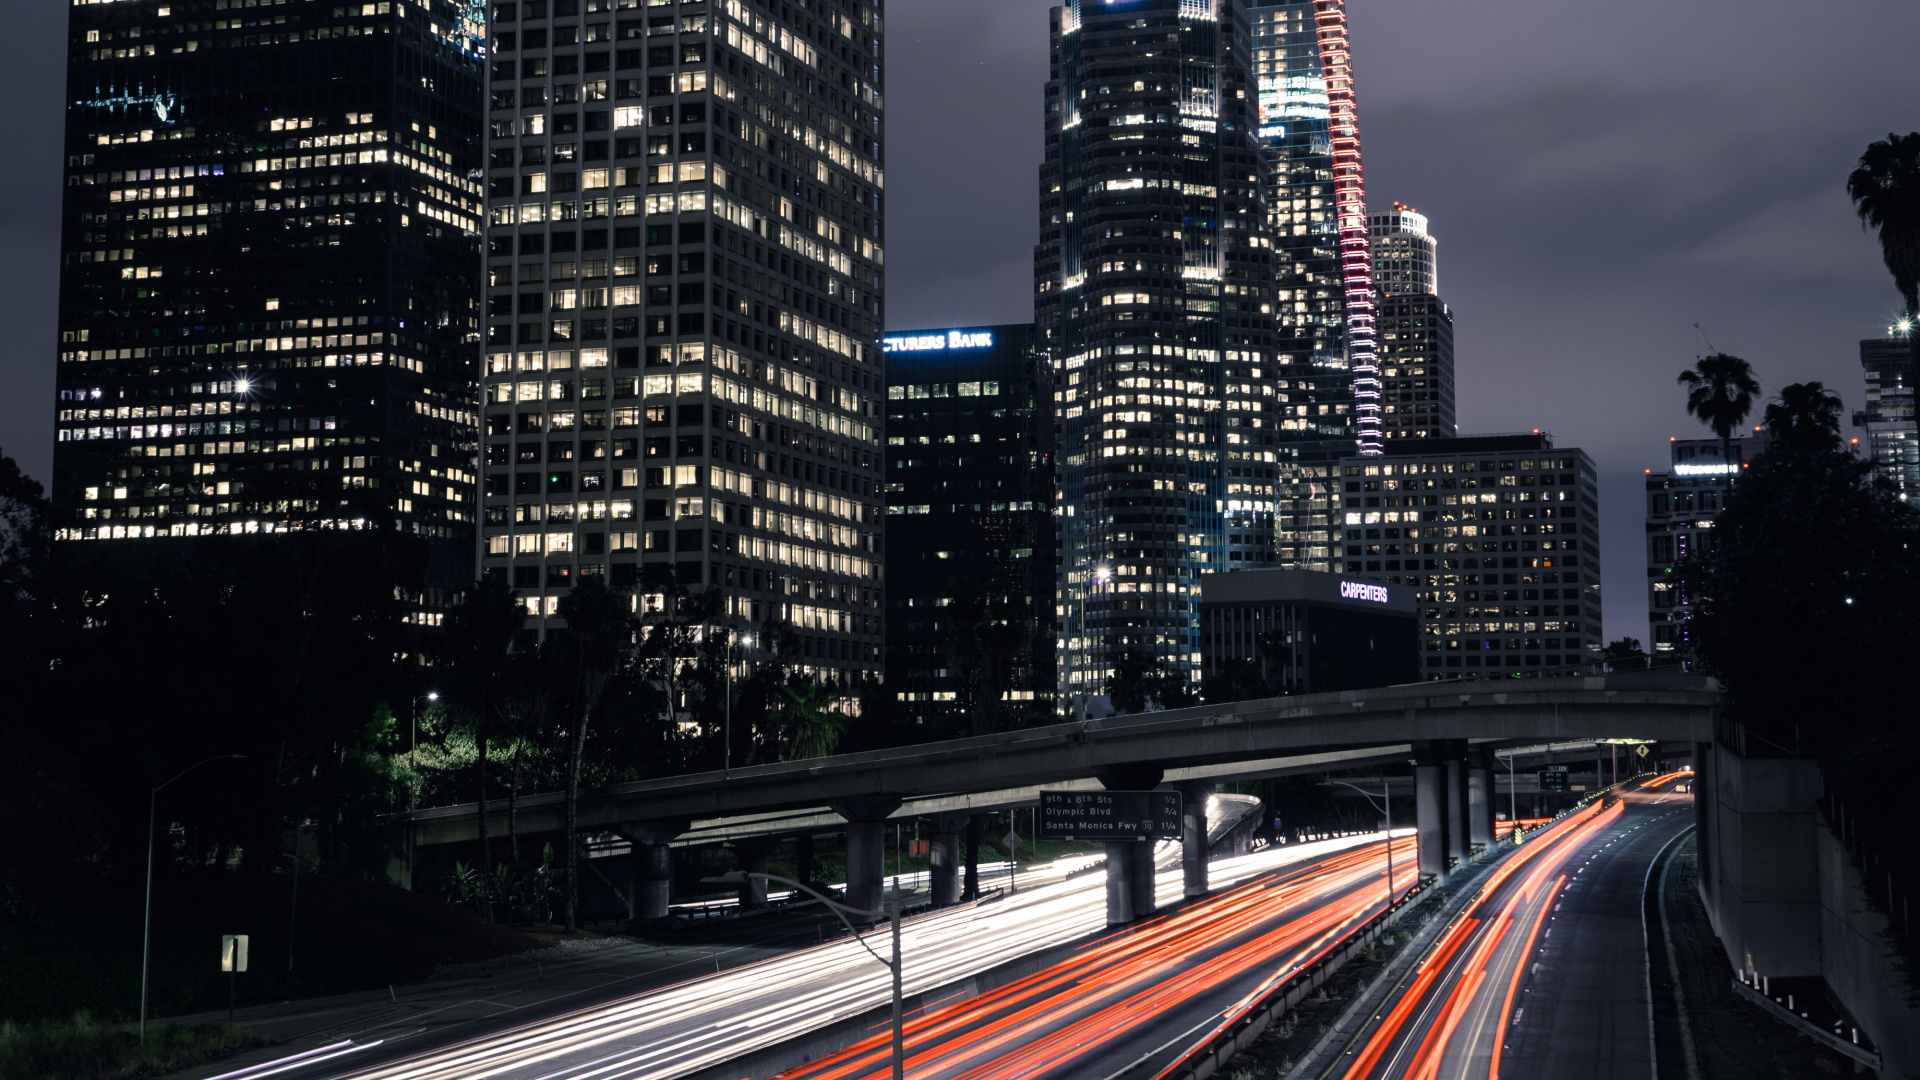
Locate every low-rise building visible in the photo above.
<box><xmin>1644</xmin><ymin>433</ymin><xmax>1764</xmax><ymax>659</ymax></box>
<box><xmin>1198</xmin><ymin>568</ymin><xmax>1417</xmax><ymax>693</ymax></box>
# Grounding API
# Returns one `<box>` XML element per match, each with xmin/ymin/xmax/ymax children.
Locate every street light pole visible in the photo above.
<box><xmin>142</xmin><ymin>753</ymin><xmax>246</xmax><ymax>1046</ymax></box>
<box><xmin>1325</xmin><ymin>778</ymin><xmax>1395</xmax><ymax>901</ymax></box>
<box><xmin>718</xmin><ymin>870</ymin><xmax>904</xmax><ymax>1080</ymax></box>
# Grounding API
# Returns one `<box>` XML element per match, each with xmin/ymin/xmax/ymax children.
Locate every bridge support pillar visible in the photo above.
<box><xmin>929</xmin><ymin>813</ymin><xmax>970</xmax><ymax>908</ymax></box>
<box><xmin>1443</xmin><ymin>742</ymin><xmax>1470</xmax><ymax>866</ymax></box>
<box><xmin>831</xmin><ymin>795</ymin><xmax>903</xmax><ymax>920</ymax></box>
<box><xmin>732</xmin><ymin>837</ymin><xmax>777</xmax><ymax>909</ymax></box>
<box><xmin>613</xmin><ymin>819</ymin><xmax>687</xmax><ymax>923</ymax></box>
<box><xmin>1174</xmin><ymin>781</ymin><xmax>1214</xmax><ymax>898</ymax></box>
<box><xmin>1467</xmin><ymin>748</ymin><xmax>1494</xmax><ymax>850</ymax></box>
<box><xmin>1098</xmin><ymin>764</ymin><xmax>1165</xmax><ymax>924</ymax></box>
<box><xmin>962</xmin><ymin>815</ymin><xmax>982</xmax><ymax>901</ymax></box>
<box><xmin>1414</xmin><ymin>744</ymin><xmax>1448</xmax><ymax>879</ymax></box>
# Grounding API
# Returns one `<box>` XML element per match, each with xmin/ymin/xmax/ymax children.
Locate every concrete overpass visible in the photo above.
<box><xmin>406</xmin><ymin>673</ymin><xmax>1721</xmax><ymax>921</ymax></box>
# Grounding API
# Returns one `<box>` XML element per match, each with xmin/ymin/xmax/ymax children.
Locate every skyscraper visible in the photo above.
<box><xmin>1370</xmin><ymin>204</ymin><xmax>1454</xmax><ymax>441</ymax></box>
<box><xmin>53</xmin><ymin>0</ymin><xmax>486</xmax><ymax>590</ymax></box>
<box><xmin>883</xmin><ymin>325</ymin><xmax>1055</xmax><ymax>732</ymax></box>
<box><xmin>1038</xmin><ymin>0</ymin><xmax>1280</xmax><ymax>707</ymax></box>
<box><xmin>474</xmin><ymin>0</ymin><xmax>888</xmax><ymax>683</ymax></box>
<box><xmin>1853</xmin><ymin>332</ymin><xmax>1917</xmax><ymax>501</ymax></box>
<box><xmin>1248</xmin><ymin>0</ymin><xmax>1373</xmax><ymax>572</ymax></box>
<box><xmin>1645</xmin><ymin>433</ymin><xmax>1762</xmax><ymax>659</ymax></box>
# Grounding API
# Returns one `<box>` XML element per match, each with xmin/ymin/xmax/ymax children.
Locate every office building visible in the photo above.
<box><xmin>1854</xmin><ymin>332</ymin><xmax>1917</xmax><ymax>501</ymax></box>
<box><xmin>1199</xmin><ymin>567</ymin><xmax>1416</xmax><ymax>693</ymax></box>
<box><xmin>1038</xmin><ymin>0</ymin><xmax>1281</xmax><ymax>705</ymax></box>
<box><xmin>1338</xmin><ymin>433</ymin><xmax>1603</xmax><ymax>678</ymax></box>
<box><xmin>883</xmin><ymin>325</ymin><xmax>1055</xmax><ymax>731</ymax></box>
<box><xmin>1644</xmin><ymin>433</ymin><xmax>1763</xmax><ymax>658</ymax></box>
<box><xmin>1369</xmin><ymin>204</ymin><xmax>1453</xmax><ymax>441</ymax></box>
<box><xmin>476</xmin><ymin>0</ymin><xmax>887</xmax><ymax>683</ymax></box>
<box><xmin>1369</xmin><ymin>202</ymin><xmax>1435</xmax><ymax>296</ymax></box>
<box><xmin>1248</xmin><ymin>0</ymin><xmax>1372</xmax><ymax>572</ymax></box>
<box><xmin>53</xmin><ymin>0</ymin><xmax>486</xmax><ymax>590</ymax></box>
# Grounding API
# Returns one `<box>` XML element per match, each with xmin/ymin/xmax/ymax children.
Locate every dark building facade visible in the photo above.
<box><xmin>1338</xmin><ymin>433</ymin><xmax>1603</xmax><ymax>678</ymax></box>
<box><xmin>474</xmin><ymin>0</ymin><xmax>887</xmax><ymax>682</ymax></box>
<box><xmin>54</xmin><ymin>0</ymin><xmax>486</xmax><ymax>590</ymax></box>
<box><xmin>883</xmin><ymin>325</ymin><xmax>1055</xmax><ymax>731</ymax></box>
<box><xmin>1038</xmin><ymin>0</ymin><xmax>1282</xmax><ymax>706</ymax></box>
<box><xmin>1644</xmin><ymin>433</ymin><xmax>1762</xmax><ymax>660</ymax></box>
<box><xmin>1854</xmin><ymin>332</ymin><xmax>1917</xmax><ymax>502</ymax></box>
<box><xmin>1375</xmin><ymin>293</ymin><xmax>1454</xmax><ymax>440</ymax></box>
<box><xmin>1199</xmin><ymin>567</ymin><xmax>1416</xmax><ymax>693</ymax></box>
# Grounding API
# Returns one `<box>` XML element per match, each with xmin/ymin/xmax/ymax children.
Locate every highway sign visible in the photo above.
<box><xmin>220</xmin><ymin>934</ymin><xmax>249</xmax><ymax>973</ymax></box>
<box><xmin>1037</xmin><ymin>790</ymin><xmax>1181</xmax><ymax>841</ymax></box>
<box><xmin>1636</xmin><ymin>744</ymin><xmax>1651</xmax><ymax>759</ymax></box>
<box><xmin>1538</xmin><ymin>767</ymin><xmax>1570</xmax><ymax>793</ymax></box>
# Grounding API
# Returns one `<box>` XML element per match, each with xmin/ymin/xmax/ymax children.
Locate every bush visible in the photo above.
<box><xmin>0</xmin><ymin>1014</ymin><xmax>263</xmax><ymax>1080</ymax></box>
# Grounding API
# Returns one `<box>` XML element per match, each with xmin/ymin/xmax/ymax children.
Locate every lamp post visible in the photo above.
<box><xmin>1325</xmin><ymin>777</ymin><xmax>1396</xmax><ymax>901</ymax></box>
<box><xmin>142</xmin><ymin>753</ymin><xmax>247</xmax><ymax>1046</ymax></box>
<box><xmin>1077</xmin><ymin>564</ymin><xmax>1110</xmax><ymax>722</ymax></box>
<box><xmin>725</xmin><ymin>631</ymin><xmax>753</xmax><ymax>777</ymax></box>
<box><xmin>713</xmin><ymin>870</ymin><xmax>904</xmax><ymax>1079</ymax></box>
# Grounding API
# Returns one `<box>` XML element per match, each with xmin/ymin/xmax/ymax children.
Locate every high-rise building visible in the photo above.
<box><xmin>1853</xmin><ymin>332</ymin><xmax>1917</xmax><ymax>501</ymax></box>
<box><xmin>1038</xmin><ymin>0</ymin><xmax>1280</xmax><ymax>705</ymax></box>
<box><xmin>53</xmin><ymin>0</ymin><xmax>486</xmax><ymax>591</ymax></box>
<box><xmin>1644</xmin><ymin>433</ymin><xmax>1763</xmax><ymax>659</ymax></box>
<box><xmin>1369</xmin><ymin>204</ymin><xmax>1454</xmax><ymax>442</ymax></box>
<box><xmin>1248</xmin><ymin>0</ymin><xmax>1372</xmax><ymax>572</ymax></box>
<box><xmin>883</xmin><ymin>325</ymin><xmax>1055</xmax><ymax>732</ymax></box>
<box><xmin>475</xmin><ymin>0</ymin><xmax>888</xmax><ymax>683</ymax></box>
<box><xmin>1338</xmin><ymin>433</ymin><xmax>1603</xmax><ymax>678</ymax></box>
<box><xmin>1369</xmin><ymin>202</ymin><xmax>1435</xmax><ymax>296</ymax></box>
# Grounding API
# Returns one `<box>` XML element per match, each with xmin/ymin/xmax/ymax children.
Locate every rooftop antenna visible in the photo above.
<box><xmin>1693</xmin><ymin>323</ymin><xmax>1716</xmax><ymax>354</ymax></box>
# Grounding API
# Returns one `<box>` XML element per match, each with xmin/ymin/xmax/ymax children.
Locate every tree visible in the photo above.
<box><xmin>1601</xmin><ymin>637</ymin><xmax>1646</xmax><ymax>670</ymax></box>
<box><xmin>1107</xmin><ymin>650</ymin><xmax>1196</xmax><ymax>714</ymax></box>
<box><xmin>1763</xmin><ymin>381</ymin><xmax>1844</xmax><ymax>454</ymax></box>
<box><xmin>439</xmin><ymin>576</ymin><xmax>522</xmax><ymax>918</ymax></box>
<box><xmin>1847</xmin><ymin>133</ymin><xmax>1920</xmax><ymax>329</ymax></box>
<box><xmin>774</xmin><ymin>678</ymin><xmax>847</xmax><ymax>758</ymax></box>
<box><xmin>1677</xmin><ymin>353</ymin><xmax>1761</xmax><ymax>468</ymax></box>
<box><xmin>553</xmin><ymin>575</ymin><xmax>631</xmax><ymax>934</ymax></box>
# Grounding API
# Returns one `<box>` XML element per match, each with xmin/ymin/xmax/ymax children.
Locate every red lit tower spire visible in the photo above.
<box><xmin>1314</xmin><ymin>0</ymin><xmax>1379</xmax><ymax>453</ymax></box>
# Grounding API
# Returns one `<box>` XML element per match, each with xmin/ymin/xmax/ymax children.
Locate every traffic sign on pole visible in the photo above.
<box><xmin>1037</xmin><ymin>790</ymin><xmax>1181</xmax><ymax>841</ymax></box>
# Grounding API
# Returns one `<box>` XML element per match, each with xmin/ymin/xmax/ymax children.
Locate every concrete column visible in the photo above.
<box><xmin>929</xmin><ymin>813</ymin><xmax>969</xmax><ymax>908</ymax></box>
<box><xmin>733</xmin><ymin>837</ymin><xmax>776</xmax><ymax>909</ymax></box>
<box><xmin>1174</xmin><ymin>781</ymin><xmax>1214</xmax><ymax>898</ymax></box>
<box><xmin>1104</xmin><ymin>842</ymin><xmax>1136</xmax><ymax>926</ymax></box>
<box><xmin>962</xmin><ymin>815</ymin><xmax>982</xmax><ymax>901</ymax></box>
<box><xmin>1443</xmin><ymin>744</ymin><xmax>1469</xmax><ymax>866</ymax></box>
<box><xmin>830</xmin><ymin>795</ymin><xmax>902</xmax><ymax>920</ymax></box>
<box><xmin>1097</xmin><ymin>764</ymin><xmax>1164</xmax><ymax>924</ymax></box>
<box><xmin>1414</xmin><ymin>744</ymin><xmax>1447</xmax><ymax>879</ymax></box>
<box><xmin>1467</xmin><ymin>748</ymin><xmax>1494</xmax><ymax>850</ymax></box>
<box><xmin>613</xmin><ymin>819</ymin><xmax>687</xmax><ymax>923</ymax></box>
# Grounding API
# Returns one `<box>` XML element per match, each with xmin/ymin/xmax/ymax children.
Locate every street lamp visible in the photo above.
<box><xmin>142</xmin><ymin>753</ymin><xmax>247</xmax><ymax>1046</ymax></box>
<box><xmin>725</xmin><ymin>632</ymin><xmax>753</xmax><ymax>777</ymax></box>
<box><xmin>1324</xmin><ymin>777</ymin><xmax>1396</xmax><ymax>901</ymax></box>
<box><xmin>1077</xmin><ymin>564</ymin><xmax>1111</xmax><ymax>722</ymax></box>
<box><xmin>712</xmin><ymin>870</ymin><xmax>905</xmax><ymax>1079</ymax></box>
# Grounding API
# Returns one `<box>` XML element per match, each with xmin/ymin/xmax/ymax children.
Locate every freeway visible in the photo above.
<box><xmin>767</xmin><ymin>836</ymin><xmax>1418</xmax><ymax>1080</ymax></box>
<box><xmin>1327</xmin><ymin>773</ymin><xmax>1695</xmax><ymax>1080</ymax></box>
<box><xmin>301</xmin><ymin>835</ymin><xmax>1393</xmax><ymax>1080</ymax></box>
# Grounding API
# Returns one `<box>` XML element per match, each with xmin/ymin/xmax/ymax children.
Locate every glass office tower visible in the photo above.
<box><xmin>1371</xmin><ymin>204</ymin><xmax>1454</xmax><ymax>441</ymax></box>
<box><xmin>53</xmin><ymin>0</ymin><xmax>486</xmax><ymax>591</ymax></box>
<box><xmin>476</xmin><ymin>0</ymin><xmax>886</xmax><ymax>684</ymax></box>
<box><xmin>1038</xmin><ymin>0</ymin><xmax>1280</xmax><ymax>708</ymax></box>
<box><xmin>883</xmin><ymin>325</ymin><xmax>1055</xmax><ymax>733</ymax></box>
<box><xmin>1247</xmin><ymin>0</ymin><xmax>1370</xmax><ymax>573</ymax></box>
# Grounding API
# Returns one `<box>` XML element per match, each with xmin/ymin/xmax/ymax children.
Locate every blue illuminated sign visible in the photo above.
<box><xmin>883</xmin><ymin>329</ymin><xmax>995</xmax><ymax>354</ymax></box>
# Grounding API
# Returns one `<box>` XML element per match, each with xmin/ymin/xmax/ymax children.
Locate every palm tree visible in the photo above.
<box><xmin>775</xmin><ymin>679</ymin><xmax>846</xmax><ymax>759</ymax></box>
<box><xmin>1847</xmin><ymin>133</ymin><xmax>1920</xmax><ymax>350</ymax></box>
<box><xmin>1763</xmin><ymin>381</ymin><xmax>1845</xmax><ymax>454</ymax></box>
<box><xmin>1677</xmin><ymin>353</ymin><xmax>1761</xmax><ymax>470</ymax></box>
<box><xmin>554</xmin><ymin>575</ymin><xmax>632</xmax><ymax>934</ymax></box>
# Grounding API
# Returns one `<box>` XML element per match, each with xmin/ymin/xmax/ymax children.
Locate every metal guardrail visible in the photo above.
<box><xmin>1730</xmin><ymin>979</ymin><xmax>1882</xmax><ymax>1071</ymax></box>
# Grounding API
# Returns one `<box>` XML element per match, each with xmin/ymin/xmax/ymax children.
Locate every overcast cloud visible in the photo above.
<box><xmin>4</xmin><ymin>0</ymin><xmax>1916</xmax><ymax>642</ymax></box>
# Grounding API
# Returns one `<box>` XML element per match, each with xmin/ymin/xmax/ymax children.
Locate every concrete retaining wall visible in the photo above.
<box><xmin>1816</xmin><ymin>813</ymin><xmax>1920</xmax><ymax>1079</ymax></box>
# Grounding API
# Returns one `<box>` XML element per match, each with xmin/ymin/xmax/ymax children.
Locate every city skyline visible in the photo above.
<box><xmin>4</xmin><ymin>0</ymin><xmax>1918</xmax><ymax>649</ymax></box>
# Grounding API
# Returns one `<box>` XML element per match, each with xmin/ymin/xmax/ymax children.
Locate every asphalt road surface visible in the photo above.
<box><xmin>1326</xmin><ymin>774</ymin><xmax>1695</xmax><ymax>1080</ymax></box>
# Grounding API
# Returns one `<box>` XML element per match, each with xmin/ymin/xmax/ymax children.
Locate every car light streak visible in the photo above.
<box><xmin>774</xmin><ymin>838</ymin><xmax>1417</xmax><ymax>1080</ymax></box>
<box><xmin>324</xmin><ymin>836</ymin><xmax>1386</xmax><ymax>1080</ymax></box>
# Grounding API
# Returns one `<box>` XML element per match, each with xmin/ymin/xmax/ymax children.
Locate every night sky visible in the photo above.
<box><xmin>4</xmin><ymin>0</ymin><xmax>1916</xmax><ymax>643</ymax></box>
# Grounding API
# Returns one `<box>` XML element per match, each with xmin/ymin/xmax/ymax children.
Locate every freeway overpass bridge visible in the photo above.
<box><xmin>405</xmin><ymin>673</ymin><xmax>1721</xmax><ymax>923</ymax></box>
